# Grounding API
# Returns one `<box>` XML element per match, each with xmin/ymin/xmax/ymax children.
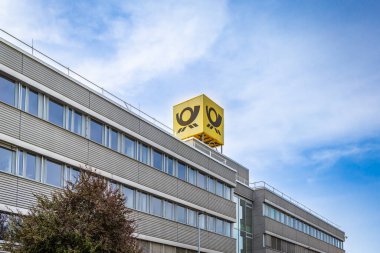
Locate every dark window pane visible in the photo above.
<box><xmin>216</xmin><ymin>181</ymin><xmax>224</xmax><ymax>197</ymax></box>
<box><xmin>166</xmin><ymin>157</ymin><xmax>174</xmax><ymax>175</ymax></box>
<box><xmin>225</xmin><ymin>222</ymin><xmax>231</xmax><ymax>237</ymax></box>
<box><xmin>208</xmin><ymin>216</ymin><xmax>215</xmax><ymax>232</ymax></box>
<box><xmin>46</xmin><ymin>160</ymin><xmax>62</xmax><ymax>187</ymax></box>
<box><xmin>152</xmin><ymin>150</ymin><xmax>163</xmax><ymax>171</ymax></box>
<box><xmin>224</xmin><ymin>185</ymin><xmax>231</xmax><ymax>200</ymax></box>
<box><xmin>177</xmin><ymin>162</ymin><xmax>186</xmax><ymax>181</ymax></box>
<box><xmin>176</xmin><ymin>205</ymin><xmax>186</xmax><ymax>224</ymax></box>
<box><xmin>150</xmin><ymin>196</ymin><xmax>162</xmax><ymax>217</ymax></box>
<box><xmin>21</xmin><ymin>86</ymin><xmax>26</xmax><ymax>111</ymax></box>
<box><xmin>0</xmin><ymin>147</ymin><xmax>14</xmax><ymax>173</ymax></box>
<box><xmin>208</xmin><ymin>177</ymin><xmax>215</xmax><ymax>193</ymax></box>
<box><xmin>124</xmin><ymin>136</ymin><xmax>135</xmax><ymax>158</ymax></box>
<box><xmin>164</xmin><ymin>201</ymin><xmax>173</xmax><ymax>220</ymax></box>
<box><xmin>199</xmin><ymin>214</ymin><xmax>206</xmax><ymax>229</ymax></box>
<box><xmin>239</xmin><ymin>199</ymin><xmax>246</xmax><ymax>232</ymax></box>
<box><xmin>0</xmin><ymin>76</ymin><xmax>16</xmax><ymax>106</ymax></box>
<box><xmin>216</xmin><ymin>219</ymin><xmax>224</xmax><ymax>234</ymax></box>
<box><xmin>26</xmin><ymin>153</ymin><xmax>37</xmax><ymax>180</ymax></box>
<box><xmin>110</xmin><ymin>129</ymin><xmax>118</xmax><ymax>151</ymax></box>
<box><xmin>187</xmin><ymin>209</ymin><xmax>196</xmax><ymax>227</ymax></box>
<box><xmin>123</xmin><ymin>187</ymin><xmax>134</xmax><ymax>208</ymax></box>
<box><xmin>48</xmin><ymin>100</ymin><xmax>64</xmax><ymax>127</ymax></box>
<box><xmin>70</xmin><ymin>168</ymin><xmax>80</xmax><ymax>183</ymax></box>
<box><xmin>73</xmin><ymin>111</ymin><xmax>82</xmax><ymax>135</ymax></box>
<box><xmin>197</xmin><ymin>172</ymin><xmax>206</xmax><ymax>189</ymax></box>
<box><xmin>188</xmin><ymin>167</ymin><xmax>196</xmax><ymax>184</ymax></box>
<box><xmin>18</xmin><ymin>151</ymin><xmax>24</xmax><ymax>176</ymax></box>
<box><xmin>90</xmin><ymin>119</ymin><xmax>103</xmax><ymax>144</ymax></box>
<box><xmin>138</xmin><ymin>192</ymin><xmax>148</xmax><ymax>212</ymax></box>
<box><xmin>140</xmin><ymin>144</ymin><xmax>149</xmax><ymax>164</ymax></box>
<box><xmin>28</xmin><ymin>90</ymin><xmax>39</xmax><ymax>116</ymax></box>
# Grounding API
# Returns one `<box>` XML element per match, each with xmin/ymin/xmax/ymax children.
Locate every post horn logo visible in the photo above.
<box><xmin>176</xmin><ymin>106</ymin><xmax>200</xmax><ymax>133</ymax></box>
<box><xmin>206</xmin><ymin>106</ymin><xmax>222</xmax><ymax>135</ymax></box>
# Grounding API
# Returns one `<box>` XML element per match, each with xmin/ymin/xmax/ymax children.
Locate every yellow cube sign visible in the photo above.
<box><xmin>173</xmin><ymin>94</ymin><xmax>224</xmax><ymax>147</ymax></box>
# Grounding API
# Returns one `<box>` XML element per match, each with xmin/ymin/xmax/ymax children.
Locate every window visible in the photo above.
<box><xmin>67</xmin><ymin>167</ymin><xmax>80</xmax><ymax>184</ymax></box>
<box><xmin>48</xmin><ymin>100</ymin><xmax>64</xmax><ymax>127</ymax></box>
<box><xmin>152</xmin><ymin>150</ymin><xmax>163</xmax><ymax>171</ymax></box>
<box><xmin>177</xmin><ymin>162</ymin><xmax>186</xmax><ymax>181</ymax></box>
<box><xmin>150</xmin><ymin>196</ymin><xmax>162</xmax><ymax>217</ymax></box>
<box><xmin>0</xmin><ymin>75</ymin><xmax>16</xmax><ymax>106</ymax></box>
<box><xmin>166</xmin><ymin>157</ymin><xmax>174</xmax><ymax>176</ymax></box>
<box><xmin>138</xmin><ymin>192</ymin><xmax>148</xmax><ymax>212</ymax></box>
<box><xmin>28</xmin><ymin>89</ymin><xmax>39</xmax><ymax>117</ymax></box>
<box><xmin>67</xmin><ymin>110</ymin><xmax>83</xmax><ymax>135</ymax></box>
<box><xmin>90</xmin><ymin>119</ymin><xmax>104</xmax><ymax>144</ymax></box>
<box><xmin>124</xmin><ymin>136</ymin><xmax>136</xmax><ymax>158</ymax></box>
<box><xmin>216</xmin><ymin>218</ymin><xmax>224</xmax><ymax>234</ymax></box>
<box><xmin>139</xmin><ymin>144</ymin><xmax>149</xmax><ymax>164</ymax></box>
<box><xmin>25</xmin><ymin>153</ymin><xmax>38</xmax><ymax>180</ymax></box>
<box><xmin>0</xmin><ymin>146</ymin><xmax>14</xmax><ymax>173</ymax></box>
<box><xmin>176</xmin><ymin>205</ymin><xmax>186</xmax><ymax>224</ymax></box>
<box><xmin>123</xmin><ymin>187</ymin><xmax>134</xmax><ymax>208</ymax></box>
<box><xmin>187</xmin><ymin>209</ymin><xmax>196</xmax><ymax>227</ymax></box>
<box><xmin>216</xmin><ymin>181</ymin><xmax>224</xmax><ymax>197</ymax></box>
<box><xmin>109</xmin><ymin>129</ymin><xmax>119</xmax><ymax>151</ymax></box>
<box><xmin>197</xmin><ymin>172</ymin><xmax>206</xmax><ymax>189</ymax></box>
<box><xmin>224</xmin><ymin>185</ymin><xmax>231</xmax><ymax>200</ymax></box>
<box><xmin>199</xmin><ymin>213</ymin><xmax>206</xmax><ymax>229</ymax></box>
<box><xmin>208</xmin><ymin>216</ymin><xmax>216</xmax><ymax>232</ymax></box>
<box><xmin>45</xmin><ymin>160</ymin><xmax>62</xmax><ymax>187</ymax></box>
<box><xmin>164</xmin><ymin>201</ymin><xmax>174</xmax><ymax>220</ymax></box>
<box><xmin>208</xmin><ymin>177</ymin><xmax>215</xmax><ymax>193</ymax></box>
<box><xmin>188</xmin><ymin>167</ymin><xmax>196</xmax><ymax>185</ymax></box>
<box><xmin>224</xmin><ymin>222</ymin><xmax>231</xmax><ymax>237</ymax></box>
<box><xmin>20</xmin><ymin>86</ymin><xmax>26</xmax><ymax>110</ymax></box>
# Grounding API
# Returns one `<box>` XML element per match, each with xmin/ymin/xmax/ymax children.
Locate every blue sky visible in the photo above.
<box><xmin>1</xmin><ymin>0</ymin><xmax>380</xmax><ymax>252</ymax></box>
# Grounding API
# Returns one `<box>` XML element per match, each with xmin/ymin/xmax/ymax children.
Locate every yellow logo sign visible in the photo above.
<box><xmin>173</xmin><ymin>94</ymin><xmax>224</xmax><ymax>147</ymax></box>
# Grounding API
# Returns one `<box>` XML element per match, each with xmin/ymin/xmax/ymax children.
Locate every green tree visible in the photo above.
<box><xmin>3</xmin><ymin>169</ymin><xmax>141</xmax><ymax>253</ymax></box>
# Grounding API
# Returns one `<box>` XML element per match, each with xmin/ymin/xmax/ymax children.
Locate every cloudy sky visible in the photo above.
<box><xmin>1</xmin><ymin>0</ymin><xmax>380</xmax><ymax>252</ymax></box>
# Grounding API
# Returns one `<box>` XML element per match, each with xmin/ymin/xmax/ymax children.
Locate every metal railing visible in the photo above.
<box><xmin>250</xmin><ymin>181</ymin><xmax>341</xmax><ymax>229</ymax></box>
<box><xmin>0</xmin><ymin>28</ymin><xmax>172</xmax><ymax>134</ymax></box>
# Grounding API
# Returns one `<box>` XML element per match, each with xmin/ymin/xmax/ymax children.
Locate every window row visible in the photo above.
<box><xmin>118</xmin><ymin>184</ymin><xmax>232</xmax><ymax>237</ymax></box>
<box><xmin>0</xmin><ymin>145</ymin><xmax>232</xmax><ymax>237</ymax></box>
<box><xmin>263</xmin><ymin>204</ymin><xmax>343</xmax><ymax>249</ymax></box>
<box><xmin>265</xmin><ymin>234</ymin><xmax>319</xmax><ymax>253</ymax></box>
<box><xmin>0</xmin><ymin>74</ymin><xmax>233</xmax><ymax>200</ymax></box>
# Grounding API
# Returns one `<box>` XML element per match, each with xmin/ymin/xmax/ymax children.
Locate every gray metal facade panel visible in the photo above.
<box><xmin>235</xmin><ymin>182</ymin><xmax>253</xmax><ymax>201</ymax></box>
<box><xmin>0</xmin><ymin>103</ymin><xmax>21</xmax><ymax>139</ymax></box>
<box><xmin>208</xmin><ymin>159</ymin><xmax>236</xmax><ymax>183</ymax></box>
<box><xmin>138</xmin><ymin>164</ymin><xmax>178</xmax><ymax>197</ymax></box>
<box><xmin>16</xmin><ymin>178</ymin><xmax>55</xmax><ymax>209</ymax></box>
<box><xmin>0</xmin><ymin>173</ymin><xmax>18</xmax><ymax>207</ymax></box>
<box><xmin>88</xmin><ymin>142</ymin><xmax>139</xmax><ymax>183</ymax></box>
<box><xmin>20</xmin><ymin>113</ymin><xmax>89</xmax><ymax>164</ymax></box>
<box><xmin>207</xmin><ymin>233</ymin><xmax>235</xmax><ymax>253</ymax></box>
<box><xmin>0</xmin><ymin>42</ymin><xmax>23</xmax><ymax>73</ymax></box>
<box><xmin>177</xmin><ymin>181</ymin><xmax>208</xmax><ymax>208</ymax></box>
<box><xmin>226</xmin><ymin>159</ymin><xmax>249</xmax><ymax>181</ymax></box>
<box><xmin>22</xmin><ymin>57</ymin><xmax>90</xmax><ymax>107</ymax></box>
<box><xmin>136</xmin><ymin>212</ymin><xmax>177</xmax><ymax>242</ymax></box>
<box><xmin>177</xmin><ymin>223</ymin><xmax>198</xmax><ymax>246</ymax></box>
<box><xmin>207</xmin><ymin>193</ymin><xmax>236</xmax><ymax>218</ymax></box>
<box><xmin>89</xmin><ymin>93</ymin><xmax>140</xmax><ymax>133</ymax></box>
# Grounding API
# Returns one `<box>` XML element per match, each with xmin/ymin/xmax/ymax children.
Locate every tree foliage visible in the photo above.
<box><xmin>3</xmin><ymin>169</ymin><xmax>141</xmax><ymax>253</ymax></box>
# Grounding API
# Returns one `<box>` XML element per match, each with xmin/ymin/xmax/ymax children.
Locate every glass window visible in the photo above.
<box><xmin>69</xmin><ymin>167</ymin><xmax>80</xmax><ymax>183</ymax></box>
<box><xmin>152</xmin><ymin>150</ymin><xmax>163</xmax><ymax>171</ymax></box>
<box><xmin>139</xmin><ymin>144</ymin><xmax>149</xmax><ymax>164</ymax></box>
<box><xmin>73</xmin><ymin>111</ymin><xmax>83</xmax><ymax>135</ymax></box>
<box><xmin>176</xmin><ymin>205</ymin><xmax>186</xmax><ymax>224</ymax></box>
<box><xmin>138</xmin><ymin>192</ymin><xmax>148</xmax><ymax>212</ymax></box>
<box><xmin>216</xmin><ymin>181</ymin><xmax>224</xmax><ymax>197</ymax></box>
<box><xmin>18</xmin><ymin>151</ymin><xmax>24</xmax><ymax>176</ymax></box>
<box><xmin>164</xmin><ymin>201</ymin><xmax>174</xmax><ymax>220</ymax></box>
<box><xmin>187</xmin><ymin>209</ymin><xmax>196</xmax><ymax>227</ymax></box>
<box><xmin>208</xmin><ymin>177</ymin><xmax>215</xmax><ymax>193</ymax></box>
<box><xmin>124</xmin><ymin>136</ymin><xmax>136</xmax><ymax>158</ymax></box>
<box><xmin>208</xmin><ymin>216</ymin><xmax>216</xmax><ymax>232</ymax></box>
<box><xmin>224</xmin><ymin>185</ymin><xmax>231</xmax><ymax>200</ymax></box>
<box><xmin>28</xmin><ymin>90</ymin><xmax>39</xmax><ymax>116</ymax></box>
<box><xmin>188</xmin><ymin>167</ymin><xmax>196</xmax><ymax>185</ymax></box>
<box><xmin>216</xmin><ymin>219</ymin><xmax>224</xmax><ymax>234</ymax></box>
<box><xmin>0</xmin><ymin>147</ymin><xmax>14</xmax><ymax>173</ymax></box>
<box><xmin>150</xmin><ymin>196</ymin><xmax>162</xmax><ymax>217</ymax></box>
<box><xmin>45</xmin><ymin>160</ymin><xmax>62</xmax><ymax>187</ymax></box>
<box><xmin>177</xmin><ymin>162</ymin><xmax>186</xmax><ymax>181</ymax></box>
<box><xmin>0</xmin><ymin>75</ymin><xmax>16</xmax><ymax>106</ymax></box>
<box><xmin>21</xmin><ymin>86</ymin><xmax>26</xmax><ymax>111</ymax></box>
<box><xmin>25</xmin><ymin>153</ymin><xmax>37</xmax><ymax>180</ymax></box>
<box><xmin>199</xmin><ymin>213</ymin><xmax>206</xmax><ymax>229</ymax></box>
<box><xmin>246</xmin><ymin>204</ymin><xmax>252</xmax><ymax>233</ymax></box>
<box><xmin>48</xmin><ymin>100</ymin><xmax>64</xmax><ymax>127</ymax></box>
<box><xmin>239</xmin><ymin>199</ymin><xmax>246</xmax><ymax>232</ymax></box>
<box><xmin>110</xmin><ymin>129</ymin><xmax>119</xmax><ymax>151</ymax></box>
<box><xmin>166</xmin><ymin>157</ymin><xmax>174</xmax><ymax>176</ymax></box>
<box><xmin>224</xmin><ymin>222</ymin><xmax>231</xmax><ymax>237</ymax></box>
<box><xmin>123</xmin><ymin>187</ymin><xmax>134</xmax><ymax>209</ymax></box>
<box><xmin>197</xmin><ymin>172</ymin><xmax>206</xmax><ymax>189</ymax></box>
<box><xmin>90</xmin><ymin>119</ymin><xmax>104</xmax><ymax>145</ymax></box>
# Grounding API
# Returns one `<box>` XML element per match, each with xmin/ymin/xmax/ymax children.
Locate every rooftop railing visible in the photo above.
<box><xmin>0</xmin><ymin>28</ymin><xmax>172</xmax><ymax>134</ymax></box>
<box><xmin>250</xmin><ymin>181</ymin><xmax>341</xmax><ymax>229</ymax></box>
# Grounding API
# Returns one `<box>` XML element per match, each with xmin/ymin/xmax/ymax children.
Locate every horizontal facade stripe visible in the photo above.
<box><xmin>0</xmin><ymin>133</ymin><xmax>236</xmax><ymax>222</ymax></box>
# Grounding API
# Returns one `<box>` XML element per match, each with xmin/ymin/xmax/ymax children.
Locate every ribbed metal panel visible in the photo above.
<box><xmin>207</xmin><ymin>194</ymin><xmax>235</xmax><ymax>218</ymax></box>
<box><xmin>89</xmin><ymin>93</ymin><xmax>140</xmax><ymax>133</ymax></box>
<box><xmin>138</xmin><ymin>164</ymin><xmax>178</xmax><ymax>197</ymax></box>
<box><xmin>177</xmin><ymin>181</ymin><xmax>208</xmax><ymax>208</ymax></box>
<box><xmin>208</xmin><ymin>159</ymin><xmax>236</xmax><ymax>183</ymax></box>
<box><xmin>16</xmin><ymin>177</ymin><xmax>55</xmax><ymax>209</ymax></box>
<box><xmin>88</xmin><ymin>142</ymin><xmax>139</xmax><ymax>183</ymax></box>
<box><xmin>207</xmin><ymin>232</ymin><xmax>235</xmax><ymax>253</ymax></box>
<box><xmin>137</xmin><ymin>212</ymin><xmax>177</xmax><ymax>242</ymax></box>
<box><xmin>0</xmin><ymin>103</ymin><xmax>21</xmax><ymax>139</ymax></box>
<box><xmin>0</xmin><ymin>173</ymin><xmax>17</xmax><ymax>206</ymax></box>
<box><xmin>22</xmin><ymin>57</ymin><xmax>90</xmax><ymax>107</ymax></box>
<box><xmin>177</xmin><ymin>223</ymin><xmax>197</xmax><ymax>246</ymax></box>
<box><xmin>235</xmin><ymin>182</ymin><xmax>253</xmax><ymax>201</ymax></box>
<box><xmin>0</xmin><ymin>42</ymin><xmax>22</xmax><ymax>72</ymax></box>
<box><xmin>20</xmin><ymin>113</ymin><xmax>89</xmax><ymax>164</ymax></box>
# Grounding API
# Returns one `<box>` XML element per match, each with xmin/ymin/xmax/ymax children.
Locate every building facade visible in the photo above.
<box><xmin>0</xmin><ymin>33</ymin><xmax>345</xmax><ymax>253</ymax></box>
